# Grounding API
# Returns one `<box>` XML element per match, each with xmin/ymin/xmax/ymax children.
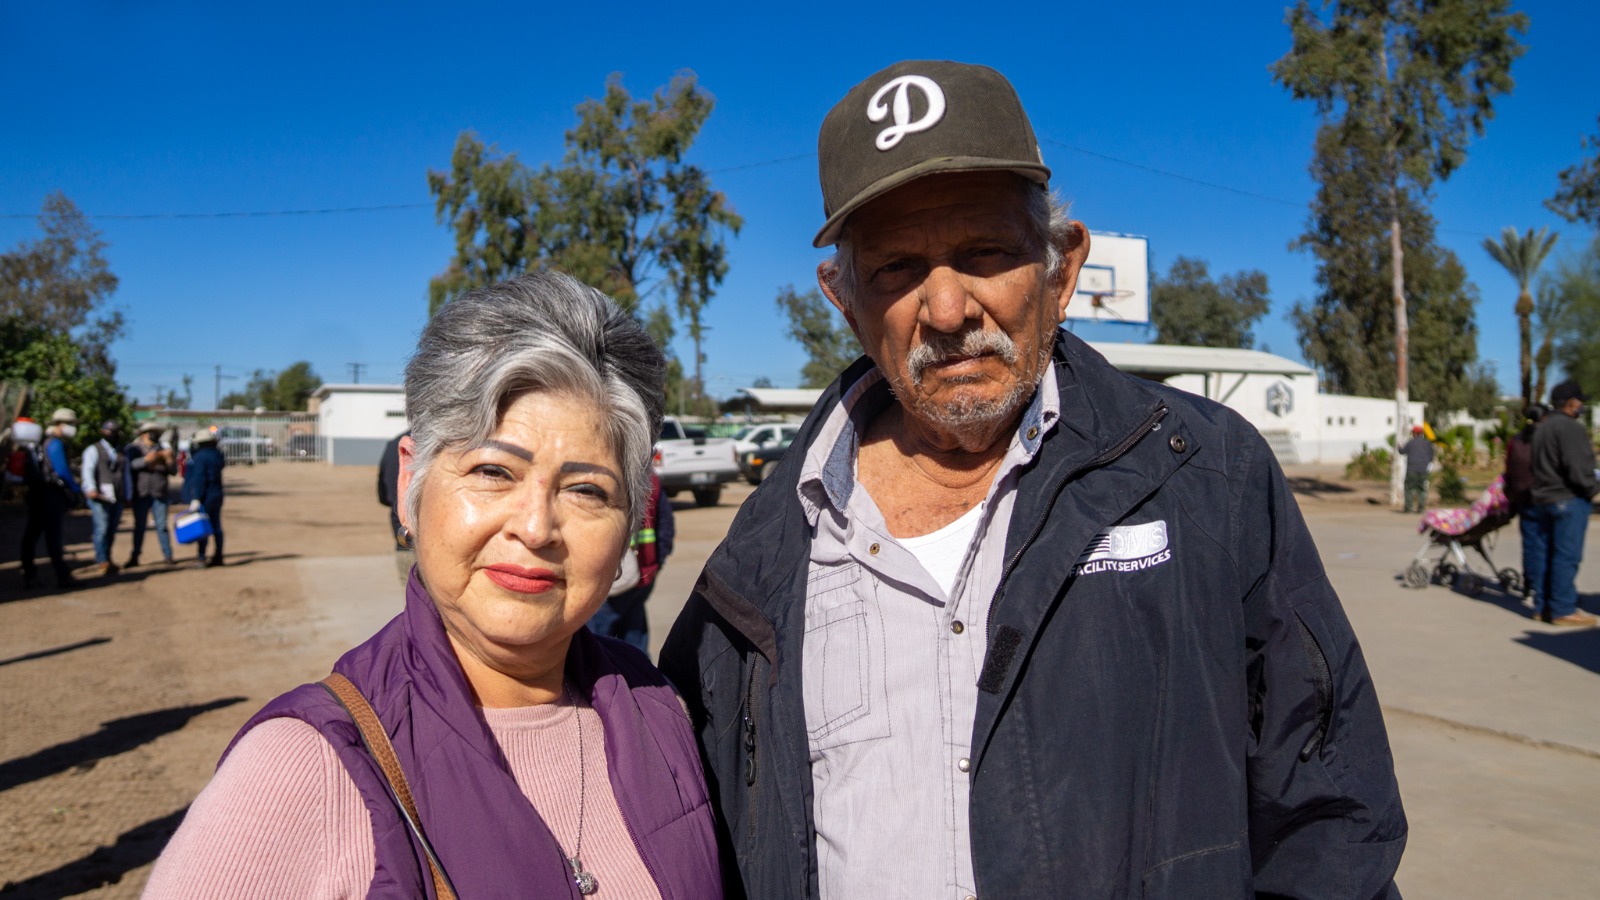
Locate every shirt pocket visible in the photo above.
<box><xmin>803</xmin><ymin>563</ymin><xmax>891</xmax><ymax>751</ymax></box>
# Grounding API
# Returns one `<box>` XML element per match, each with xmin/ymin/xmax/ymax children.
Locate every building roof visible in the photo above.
<box><xmin>1088</xmin><ymin>343</ymin><xmax>1313</xmax><ymax>378</ymax></box>
<box><xmin>730</xmin><ymin>387</ymin><xmax>826</xmax><ymax>410</ymax></box>
<box><xmin>310</xmin><ymin>383</ymin><xmax>404</xmax><ymax>399</ymax></box>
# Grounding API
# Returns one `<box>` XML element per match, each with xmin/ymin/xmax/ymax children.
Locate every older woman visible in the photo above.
<box><xmin>146</xmin><ymin>272</ymin><xmax>721</xmax><ymax>898</ymax></box>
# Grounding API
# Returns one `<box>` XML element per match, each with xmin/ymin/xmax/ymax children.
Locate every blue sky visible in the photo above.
<box><xmin>3</xmin><ymin>1</ymin><xmax>1596</xmax><ymax>408</ymax></box>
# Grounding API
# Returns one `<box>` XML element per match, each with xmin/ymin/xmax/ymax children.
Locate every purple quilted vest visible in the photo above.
<box><xmin>225</xmin><ymin>571</ymin><xmax>722</xmax><ymax>899</ymax></box>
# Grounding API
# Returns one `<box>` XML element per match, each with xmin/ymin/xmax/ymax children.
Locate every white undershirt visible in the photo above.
<box><xmin>898</xmin><ymin>503</ymin><xmax>985</xmax><ymax>597</ymax></box>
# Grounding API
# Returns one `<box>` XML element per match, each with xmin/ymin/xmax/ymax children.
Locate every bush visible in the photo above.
<box><xmin>1434</xmin><ymin>460</ymin><xmax>1469</xmax><ymax>505</ymax></box>
<box><xmin>1346</xmin><ymin>444</ymin><xmax>1391</xmax><ymax>481</ymax></box>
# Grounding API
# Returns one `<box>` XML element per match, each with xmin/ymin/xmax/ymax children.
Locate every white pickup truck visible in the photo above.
<box><xmin>654</xmin><ymin>416</ymin><xmax>741</xmax><ymax>507</ymax></box>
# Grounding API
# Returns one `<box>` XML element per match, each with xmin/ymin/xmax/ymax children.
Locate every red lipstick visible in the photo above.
<box><xmin>484</xmin><ymin>564</ymin><xmax>558</xmax><ymax>594</ymax></box>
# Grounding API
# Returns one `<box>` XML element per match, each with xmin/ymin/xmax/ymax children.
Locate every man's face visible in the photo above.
<box><xmin>820</xmin><ymin>171</ymin><xmax>1086</xmax><ymax>438</ymax></box>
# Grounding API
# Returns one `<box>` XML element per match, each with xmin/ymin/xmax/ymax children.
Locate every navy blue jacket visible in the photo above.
<box><xmin>659</xmin><ymin>332</ymin><xmax>1405</xmax><ymax>899</ymax></box>
<box><xmin>181</xmin><ymin>445</ymin><xmax>226</xmax><ymax>506</ymax></box>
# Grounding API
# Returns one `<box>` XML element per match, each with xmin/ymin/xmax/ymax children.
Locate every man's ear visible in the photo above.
<box><xmin>1051</xmin><ymin>222</ymin><xmax>1091</xmax><ymax>322</ymax></box>
<box><xmin>396</xmin><ymin>435</ymin><xmax>417</xmax><ymax>530</ymax></box>
<box><xmin>816</xmin><ymin>260</ymin><xmax>865</xmax><ymax>342</ymax></box>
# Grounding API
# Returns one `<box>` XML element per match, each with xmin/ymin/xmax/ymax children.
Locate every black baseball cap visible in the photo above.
<box><xmin>814</xmin><ymin>60</ymin><xmax>1051</xmax><ymax>248</ymax></box>
<box><xmin>1551</xmin><ymin>379</ymin><xmax>1588</xmax><ymax>404</ymax></box>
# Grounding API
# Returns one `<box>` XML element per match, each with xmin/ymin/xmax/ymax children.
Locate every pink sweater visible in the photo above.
<box><xmin>145</xmin><ymin>698</ymin><xmax>663</xmax><ymax>899</ymax></box>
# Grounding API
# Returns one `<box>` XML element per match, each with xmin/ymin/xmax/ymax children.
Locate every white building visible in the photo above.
<box><xmin>310</xmin><ymin>384</ymin><xmax>406</xmax><ymax>465</ymax></box>
<box><xmin>1097</xmin><ymin>344</ymin><xmax>1426</xmax><ymax>465</ymax></box>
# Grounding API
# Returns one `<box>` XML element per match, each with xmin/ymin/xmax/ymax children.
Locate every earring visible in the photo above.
<box><xmin>397</xmin><ymin>525</ymin><xmax>413</xmax><ymax>550</ymax></box>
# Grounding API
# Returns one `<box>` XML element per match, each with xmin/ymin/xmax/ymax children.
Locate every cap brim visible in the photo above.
<box><xmin>812</xmin><ymin>156</ymin><xmax>1050</xmax><ymax>248</ymax></box>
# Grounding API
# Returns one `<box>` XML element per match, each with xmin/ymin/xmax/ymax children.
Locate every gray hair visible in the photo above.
<box><xmin>403</xmin><ymin>271</ymin><xmax>666</xmax><ymax>533</ymax></box>
<box><xmin>824</xmin><ymin>179</ymin><xmax>1073</xmax><ymax>309</ymax></box>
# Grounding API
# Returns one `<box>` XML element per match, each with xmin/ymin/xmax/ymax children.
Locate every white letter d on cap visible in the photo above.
<box><xmin>867</xmin><ymin>75</ymin><xmax>946</xmax><ymax>151</ymax></box>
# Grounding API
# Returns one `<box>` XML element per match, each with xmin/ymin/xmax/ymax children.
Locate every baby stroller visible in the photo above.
<box><xmin>1402</xmin><ymin>474</ymin><xmax>1522</xmax><ymax>597</ymax></box>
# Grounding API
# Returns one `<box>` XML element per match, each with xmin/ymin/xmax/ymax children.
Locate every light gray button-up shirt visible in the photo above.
<box><xmin>797</xmin><ymin>365</ymin><xmax>1061</xmax><ymax>900</ymax></box>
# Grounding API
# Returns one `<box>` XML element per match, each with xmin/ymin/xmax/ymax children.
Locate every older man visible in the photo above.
<box><xmin>661</xmin><ymin>60</ymin><xmax>1405</xmax><ymax>899</ymax></box>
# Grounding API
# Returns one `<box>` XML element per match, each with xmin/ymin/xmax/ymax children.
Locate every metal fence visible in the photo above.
<box><xmin>154</xmin><ymin>412</ymin><xmax>324</xmax><ymax>465</ymax></box>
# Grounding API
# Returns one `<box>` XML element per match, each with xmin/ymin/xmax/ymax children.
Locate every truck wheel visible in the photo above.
<box><xmin>692</xmin><ymin>486</ymin><xmax>721</xmax><ymax>507</ymax></box>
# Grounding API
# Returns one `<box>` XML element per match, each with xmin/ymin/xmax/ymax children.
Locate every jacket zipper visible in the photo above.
<box><xmin>1296</xmin><ymin>617</ymin><xmax>1334</xmax><ymax>761</ymax></box>
<box><xmin>984</xmin><ymin>405</ymin><xmax>1170</xmax><ymax>638</ymax></box>
<box><xmin>742</xmin><ymin>655</ymin><xmax>762</xmax><ymax>838</ymax></box>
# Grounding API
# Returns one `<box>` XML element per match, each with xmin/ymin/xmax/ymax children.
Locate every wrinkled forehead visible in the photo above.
<box><xmin>845</xmin><ymin>172</ymin><xmax>1039</xmax><ymax>254</ymax></box>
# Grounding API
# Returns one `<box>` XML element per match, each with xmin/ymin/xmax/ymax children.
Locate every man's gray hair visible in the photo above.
<box><xmin>403</xmin><ymin>271</ymin><xmax>666</xmax><ymax>533</ymax></box>
<box><xmin>825</xmin><ymin>180</ymin><xmax>1073</xmax><ymax>309</ymax></box>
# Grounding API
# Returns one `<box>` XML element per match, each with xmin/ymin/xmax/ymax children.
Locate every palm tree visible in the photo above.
<box><xmin>1532</xmin><ymin>282</ymin><xmax>1567</xmax><ymax>405</ymax></box>
<box><xmin>1483</xmin><ymin>227</ymin><xmax>1560</xmax><ymax>405</ymax></box>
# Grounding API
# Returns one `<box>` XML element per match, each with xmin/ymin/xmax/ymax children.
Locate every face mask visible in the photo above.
<box><xmin>59</xmin><ymin>424</ymin><xmax>77</xmax><ymax>439</ymax></box>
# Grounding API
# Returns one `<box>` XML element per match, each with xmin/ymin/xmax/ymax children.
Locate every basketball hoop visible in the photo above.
<box><xmin>1084</xmin><ymin>288</ymin><xmax>1136</xmax><ymax>321</ymax></box>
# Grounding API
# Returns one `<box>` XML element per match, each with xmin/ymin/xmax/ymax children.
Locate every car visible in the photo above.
<box><xmin>284</xmin><ymin>434</ymin><xmax>322</xmax><ymax>460</ymax></box>
<box><xmin>655</xmin><ymin>416</ymin><xmax>741</xmax><ymax>506</ymax></box>
<box><xmin>215</xmin><ymin>425</ymin><xmax>274</xmax><ymax>465</ymax></box>
<box><xmin>740</xmin><ymin>436</ymin><xmax>794</xmax><ymax>485</ymax></box>
<box><xmin>731</xmin><ymin>422</ymin><xmax>801</xmax><ymax>458</ymax></box>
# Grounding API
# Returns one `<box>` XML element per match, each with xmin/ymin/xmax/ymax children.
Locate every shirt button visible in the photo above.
<box><xmin>1026</xmin><ymin>426</ymin><xmax>1038</xmax><ymax>440</ymax></box>
<box><xmin>869</xmin><ymin>542</ymin><xmax>880</xmax><ymax>555</ymax></box>
<box><xmin>965</xmin><ymin>895</ymin><xmax>977</xmax><ymax>900</ymax></box>
<box><xmin>957</xmin><ymin>757</ymin><xmax>970</xmax><ymax>773</ymax></box>
<box><xmin>951</xmin><ymin>620</ymin><xmax>965</xmax><ymax>634</ymax></box>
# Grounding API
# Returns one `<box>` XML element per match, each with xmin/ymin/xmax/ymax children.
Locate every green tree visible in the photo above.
<box><xmin>1273</xmin><ymin>0</ymin><xmax>1525</xmax><ymax>502</ymax></box>
<box><xmin>1289</xmin><ymin>124</ymin><xmax>1499</xmax><ymax>416</ymax></box>
<box><xmin>0</xmin><ymin>193</ymin><xmax>131</xmax><ymax>440</ymax></box>
<box><xmin>164</xmin><ymin>374</ymin><xmax>195</xmax><ymax>410</ymax></box>
<box><xmin>1550</xmin><ymin>236</ymin><xmax>1600</xmax><ymax>398</ymax></box>
<box><xmin>1531</xmin><ymin>281</ymin><xmax>1566</xmax><ymax>403</ymax></box>
<box><xmin>1149</xmin><ymin>257</ymin><xmax>1271</xmax><ymax>348</ymax></box>
<box><xmin>776</xmin><ymin>285</ymin><xmax>862</xmax><ymax>388</ymax></box>
<box><xmin>1482</xmin><ymin>226</ymin><xmax>1559</xmax><ymax>405</ymax></box>
<box><xmin>218</xmin><ymin>362</ymin><xmax>323</xmax><ymax>411</ymax></box>
<box><xmin>0</xmin><ymin>321</ymin><xmax>132</xmax><ymax>447</ymax></box>
<box><xmin>427</xmin><ymin>72</ymin><xmax>741</xmax><ymax>412</ymax></box>
<box><xmin>1547</xmin><ymin>115</ymin><xmax>1600</xmax><ymax>228</ymax></box>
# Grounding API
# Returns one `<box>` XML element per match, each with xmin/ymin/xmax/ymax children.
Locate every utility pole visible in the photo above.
<box><xmin>347</xmin><ymin>363</ymin><xmax>367</xmax><ymax>384</ymax></box>
<box><xmin>214</xmin><ymin>365</ymin><xmax>238</xmax><ymax>410</ymax></box>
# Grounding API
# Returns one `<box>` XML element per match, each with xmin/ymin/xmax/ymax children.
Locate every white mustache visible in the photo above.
<box><xmin>906</xmin><ymin>330</ymin><xmax>1019</xmax><ymax>384</ymax></box>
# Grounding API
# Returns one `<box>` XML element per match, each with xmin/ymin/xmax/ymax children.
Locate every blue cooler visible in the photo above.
<box><xmin>174</xmin><ymin>510</ymin><xmax>212</xmax><ymax>544</ymax></box>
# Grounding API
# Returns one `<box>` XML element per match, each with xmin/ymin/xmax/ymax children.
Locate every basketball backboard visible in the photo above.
<box><xmin>1063</xmin><ymin>231</ymin><xmax>1149</xmax><ymax>324</ymax></box>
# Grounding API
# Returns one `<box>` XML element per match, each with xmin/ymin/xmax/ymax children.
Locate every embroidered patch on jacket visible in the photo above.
<box><xmin>1073</xmin><ymin>520</ymin><xmax>1172</xmax><ymax>576</ymax></box>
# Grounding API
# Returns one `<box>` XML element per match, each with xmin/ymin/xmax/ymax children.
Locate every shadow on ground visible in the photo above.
<box><xmin>0</xmin><ymin>807</ymin><xmax>187</xmax><ymax>898</ymax></box>
<box><xmin>0</xmin><ymin>637</ymin><xmax>111</xmax><ymax>668</ymax></box>
<box><xmin>0</xmin><ymin>697</ymin><xmax>246</xmax><ymax>792</ymax></box>
<box><xmin>1286</xmin><ymin>476</ymin><xmax>1357</xmax><ymax>499</ymax></box>
<box><xmin>1515</xmin><ymin>622</ymin><xmax>1600</xmax><ymax>676</ymax></box>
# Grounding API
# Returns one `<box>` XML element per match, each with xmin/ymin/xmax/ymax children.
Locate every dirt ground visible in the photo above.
<box><xmin>3</xmin><ymin>461</ymin><xmax>1598</xmax><ymax>896</ymax></box>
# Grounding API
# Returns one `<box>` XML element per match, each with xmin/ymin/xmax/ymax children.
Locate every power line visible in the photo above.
<box><xmin>347</xmin><ymin>362</ymin><xmax>367</xmax><ymax>384</ymax></box>
<box><xmin>0</xmin><ymin>202</ymin><xmax>430</xmax><ymax>221</ymax></box>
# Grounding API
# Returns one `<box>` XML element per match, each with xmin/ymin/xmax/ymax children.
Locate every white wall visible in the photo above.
<box><xmin>315</xmin><ymin>386</ymin><xmax>407</xmax><ymax>466</ymax></box>
<box><xmin>1163</xmin><ymin>372</ymin><xmax>1425</xmax><ymax>464</ymax></box>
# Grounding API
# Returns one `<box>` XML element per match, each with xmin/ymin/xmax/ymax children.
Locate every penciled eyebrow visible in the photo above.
<box><xmin>561</xmin><ymin>461</ymin><xmax>620</xmax><ymax>481</ymax></box>
<box><xmin>479</xmin><ymin>439</ymin><xmax>533</xmax><ymax>462</ymax></box>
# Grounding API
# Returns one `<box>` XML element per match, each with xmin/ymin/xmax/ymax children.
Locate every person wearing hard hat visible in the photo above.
<box><xmin>1400</xmin><ymin>424</ymin><xmax>1434</xmax><ymax>514</ymax></box>
<box><xmin>19</xmin><ymin>409</ymin><xmax>85</xmax><ymax>588</ymax></box>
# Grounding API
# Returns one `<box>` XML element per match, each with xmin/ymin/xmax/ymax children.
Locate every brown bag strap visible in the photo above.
<box><xmin>320</xmin><ymin>673</ymin><xmax>458</xmax><ymax>900</ymax></box>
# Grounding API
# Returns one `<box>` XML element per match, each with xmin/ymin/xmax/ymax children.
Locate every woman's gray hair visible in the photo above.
<box><xmin>825</xmin><ymin>179</ymin><xmax>1073</xmax><ymax>309</ymax></box>
<box><xmin>403</xmin><ymin>271</ymin><xmax>666</xmax><ymax>533</ymax></box>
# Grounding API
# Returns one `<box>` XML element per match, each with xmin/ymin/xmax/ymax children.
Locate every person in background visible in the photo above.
<box><xmin>124</xmin><ymin>421</ymin><xmax>177</xmax><ymax>568</ymax></box>
<box><xmin>145</xmin><ymin>271</ymin><xmax>720</xmax><ymax>898</ymax></box>
<box><xmin>1505</xmin><ymin>404</ymin><xmax>1546</xmax><ymax>606</ymax></box>
<box><xmin>81</xmin><ymin>419</ymin><xmax>128</xmax><ymax>576</ymax></box>
<box><xmin>19</xmin><ymin>408</ymin><xmax>84</xmax><ymax>589</ymax></box>
<box><xmin>1400</xmin><ymin>423</ymin><xmax>1435</xmax><ymax>514</ymax></box>
<box><xmin>376</xmin><ymin>429</ymin><xmax>413</xmax><ymax>584</ymax></box>
<box><xmin>182</xmin><ymin>427</ymin><xmax>227</xmax><ymax>568</ymax></box>
<box><xmin>587</xmin><ymin>471</ymin><xmax>674</xmax><ymax>654</ymax></box>
<box><xmin>1526</xmin><ymin>380</ymin><xmax>1599</xmax><ymax>627</ymax></box>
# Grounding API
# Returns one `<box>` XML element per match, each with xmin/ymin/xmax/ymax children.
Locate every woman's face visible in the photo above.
<box><xmin>399</xmin><ymin>391</ymin><xmax>630</xmax><ymax>688</ymax></box>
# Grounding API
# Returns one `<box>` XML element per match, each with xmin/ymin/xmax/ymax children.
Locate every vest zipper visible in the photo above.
<box><xmin>984</xmin><ymin>405</ymin><xmax>1170</xmax><ymax>640</ymax></box>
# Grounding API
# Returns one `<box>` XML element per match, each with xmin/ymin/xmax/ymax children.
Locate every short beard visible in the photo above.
<box><xmin>895</xmin><ymin>329</ymin><xmax>1050</xmax><ymax>438</ymax></box>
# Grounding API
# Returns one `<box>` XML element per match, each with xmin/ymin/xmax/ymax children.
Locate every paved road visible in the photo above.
<box><xmin>3</xmin><ymin>471</ymin><xmax>1598</xmax><ymax>895</ymax></box>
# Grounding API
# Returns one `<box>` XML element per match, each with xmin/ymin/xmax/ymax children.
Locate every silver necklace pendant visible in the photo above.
<box><xmin>569</xmin><ymin>857</ymin><xmax>598</xmax><ymax>895</ymax></box>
